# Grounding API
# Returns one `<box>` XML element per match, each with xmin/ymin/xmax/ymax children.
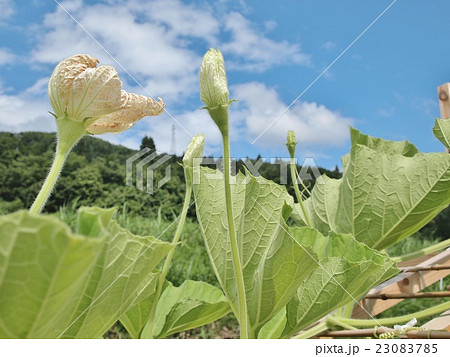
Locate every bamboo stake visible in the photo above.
<box><xmin>438</xmin><ymin>82</ymin><xmax>450</xmax><ymax>153</ymax></box>
<box><xmin>365</xmin><ymin>291</ymin><xmax>450</xmax><ymax>300</ymax></box>
<box><xmin>400</xmin><ymin>264</ymin><xmax>450</xmax><ymax>272</ymax></box>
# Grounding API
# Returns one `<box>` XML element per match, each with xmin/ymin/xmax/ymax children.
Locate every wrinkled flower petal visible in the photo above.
<box><xmin>49</xmin><ymin>54</ymin><xmax>165</xmax><ymax>135</ymax></box>
<box><xmin>86</xmin><ymin>92</ymin><xmax>164</xmax><ymax>134</ymax></box>
<box><xmin>68</xmin><ymin>65</ymin><xmax>122</xmax><ymax>121</ymax></box>
<box><xmin>86</xmin><ymin>122</ymin><xmax>133</xmax><ymax>135</ymax></box>
<box><xmin>49</xmin><ymin>54</ymin><xmax>100</xmax><ymax>118</ymax></box>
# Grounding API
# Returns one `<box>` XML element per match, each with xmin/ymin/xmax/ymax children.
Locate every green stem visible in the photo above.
<box><xmin>326</xmin><ymin>315</ymin><xmax>357</xmax><ymax>330</ymax></box>
<box><xmin>30</xmin><ymin>117</ymin><xmax>85</xmax><ymax>214</ymax></box>
<box><xmin>290</xmin><ymin>157</ymin><xmax>312</xmax><ymax>227</ymax></box>
<box><xmin>291</xmin><ymin>321</ymin><xmax>328</xmax><ymax>339</ymax></box>
<box><xmin>223</xmin><ymin>133</ymin><xmax>249</xmax><ymax>339</ymax></box>
<box><xmin>145</xmin><ymin>182</ymin><xmax>192</xmax><ymax>338</ymax></box>
<box><xmin>295</xmin><ymin>168</ymin><xmax>311</xmax><ymax>197</ymax></box>
<box><xmin>392</xmin><ymin>238</ymin><xmax>450</xmax><ymax>263</ymax></box>
<box><xmin>335</xmin><ymin>300</ymin><xmax>450</xmax><ymax>328</ymax></box>
<box><xmin>30</xmin><ymin>147</ymin><xmax>69</xmax><ymax>214</ymax></box>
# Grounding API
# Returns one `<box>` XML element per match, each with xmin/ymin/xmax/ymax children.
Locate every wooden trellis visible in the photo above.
<box><xmin>352</xmin><ymin>249</ymin><xmax>450</xmax><ymax>323</ymax></box>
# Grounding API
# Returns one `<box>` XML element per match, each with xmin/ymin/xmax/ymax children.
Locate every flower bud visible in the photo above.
<box><xmin>183</xmin><ymin>134</ymin><xmax>205</xmax><ymax>186</ymax></box>
<box><xmin>286</xmin><ymin>130</ymin><xmax>297</xmax><ymax>158</ymax></box>
<box><xmin>199</xmin><ymin>49</ymin><xmax>230</xmax><ymax>134</ymax></box>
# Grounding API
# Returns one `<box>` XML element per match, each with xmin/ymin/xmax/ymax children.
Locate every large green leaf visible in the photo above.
<box><xmin>281</xmin><ymin>228</ymin><xmax>398</xmax><ymax>338</ymax></box>
<box><xmin>120</xmin><ymin>279</ymin><xmax>230</xmax><ymax>339</ymax></box>
<box><xmin>118</xmin><ymin>272</ymin><xmax>163</xmax><ymax>339</ymax></box>
<box><xmin>0</xmin><ymin>207</ymin><xmax>173</xmax><ymax>338</ymax></box>
<box><xmin>302</xmin><ymin>130</ymin><xmax>450</xmax><ymax>250</ymax></box>
<box><xmin>340</xmin><ymin>145</ymin><xmax>450</xmax><ymax>249</ymax></box>
<box><xmin>0</xmin><ymin>210</ymin><xmax>104</xmax><ymax>338</ymax></box>
<box><xmin>305</xmin><ymin>175</ymin><xmax>340</xmax><ymax>233</ymax></box>
<box><xmin>350</xmin><ymin>127</ymin><xmax>419</xmax><ymax>157</ymax></box>
<box><xmin>194</xmin><ymin>168</ymin><xmax>332</xmax><ymax>336</ymax></box>
<box><xmin>153</xmin><ymin>280</ymin><xmax>230</xmax><ymax>338</ymax></box>
<box><xmin>433</xmin><ymin>118</ymin><xmax>450</xmax><ymax>148</ymax></box>
<box><xmin>257</xmin><ymin>307</ymin><xmax>287</xmax><ymax>339</ymax></box>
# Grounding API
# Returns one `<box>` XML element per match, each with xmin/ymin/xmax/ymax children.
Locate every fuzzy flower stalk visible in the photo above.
<box><xmin>30</xmin><ymin>54</ymin><xmax>164</xmax><ymax>214</ymax></box>
<box><xmin>199</xmin><ymin>49</ymin><xmax>249</xmax><ymax>338</ymax></box>
<box><xmin>286</xmin><ymin>130</ymin><xmax>312</xmax><ymax>227</ymax></box>
<box><xmin>145</xmin><ymin>134</ymin><xmax>204</xmax><ymax>338</ymax></box>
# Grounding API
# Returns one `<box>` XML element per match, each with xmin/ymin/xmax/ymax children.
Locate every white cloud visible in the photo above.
<box><xmin>30</xmin><ymin>0</ymin><xmax>311</xmax><ymax>103</ymax></box>
<box><xmin>0</xmin><ymin>78</ymin><xmax>353</xmax><ymax>160</ymax></box>
<box><xmin>222</xmin><ymin>12</ymin><xmax>310</xmax><ymax>72</ymax></box>
<box><xmin>232</xmin><ymin>82</ymin><xmax>354</xmax><ymax>149</ymax></box>
<box><xmin>31</xmin><ymin>0</ymin><xmax>215</xmax><ymax>102</ymax></box>
<box><xmin>0</xmin><ymin>79</ymin><xmax>54</xmax><ymax>132</ymax></box>
<box><xmin>321</xmin><ymin>41</ymin><xmax>337</xmax><ymax>51</ymax></box>
<box><xmin>128</xmin><ymin>0</ymin><xmax>220</xmax><ymax>44</ymax></box>
<box><xmin>0</xmin><ymin>0</ymin><xmax>14</xmax><ymax>20</ymax></box>
<box><xmin>0</xmin><ymin>76</ymin><xmax>220</xmax><ymax>156</ymax></box>
<box><xmin>102</xmin><ymin>109</ymin><xmax>223</xmax><ymax>157</ymax></box>
<box><xmin>2</xmin><ymin>0</ymin><xmax>322</xmax><ymax>157</ymax></box>
<box><xmin>0</xmin><ymin>48</ymin><xmax>16</xmax><ymax>66</ymax></box>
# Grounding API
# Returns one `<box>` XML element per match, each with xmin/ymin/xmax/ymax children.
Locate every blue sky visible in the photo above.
<box><xmin>0</xmin><ymin>0</ymin><xmax>449</xmax><ymax>169</ymax></box>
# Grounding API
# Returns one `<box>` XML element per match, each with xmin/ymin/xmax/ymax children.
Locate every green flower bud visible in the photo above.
<box><xmin>199</xmin><ymin>49</ymin><xmax>230</xmax><ymax>134</ymax></box>
<box><xmin>183</xmin><ymin>134</ymin><xmax>205</xmax><ymax>186</ymax></box>
<box><xmin>286</xmin><ymin>130</ymin><xmax>297</xmax><ymax>158</ymax></box>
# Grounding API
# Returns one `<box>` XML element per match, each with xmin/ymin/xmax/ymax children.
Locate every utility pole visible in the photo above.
<box><xmin>170</xmin><ymin>124</ymin><xmax>176</xmax><ymax>155</ymax></box>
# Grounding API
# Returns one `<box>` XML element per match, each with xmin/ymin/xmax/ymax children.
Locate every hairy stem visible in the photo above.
<box><xmin>145</xmin><ymin>182</ymin><xmax>192</xmax><ymax>338</ymax></box>
<box><xmin>392</xmin><ymin>237</ymin><xmax>450</xmax><ymax>263</ymax></box>
<box><xmin>30</xmin><ymin>145</ymin><xmax>70</xmax><ymax>214</ymax></box>
<box><xmin>335</xmin><ymin>300</ymin><xmax>450</xmax><ymax>328</ymax></box>
<box><xmin>30</xmin><ymin>117</ymin><xmax>85</xmax><ymax>214</ymax></box>
<box><xmin>223</xmin><ymin>133</ymin><xmax>249</xmax><ymax>339</ymax></box>
<box><xmin>326</xmin><ymin>315</ymin><xmax>357</xmax><ymax>330</ymax></box>
<box><xmin>290</xmin><ymin>157</ymin><xmax>312</xmax><ymax>227</ymax></box>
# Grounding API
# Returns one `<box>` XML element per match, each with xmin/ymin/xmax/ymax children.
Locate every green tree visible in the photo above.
<box><xmin>140</xmin><ymin>136</ymin><xmax>156</xmax><ymax>152</ymax></box>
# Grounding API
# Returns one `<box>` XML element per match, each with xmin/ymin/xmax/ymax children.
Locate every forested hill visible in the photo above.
<box><xmin>0</xmin><ymin>131</ymin><xmax>447</xmax><ymax>239</ymax></box>
<box><xmin>0</xmin><ymin>131</ymin><xmax>184</xmax><ymax>218</ymax></box>
<box><xmin>0</xmin><ymin>131</ymin><xmax>333</xmax><ymax>216</ymax></box>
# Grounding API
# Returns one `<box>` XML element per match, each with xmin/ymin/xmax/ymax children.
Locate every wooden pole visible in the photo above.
<box><xmin>352</xmin><ymin>250</ymin><xmax>450</xmax><ymax>319</ymax></box>
<box><xmin>438</xmin><ymin>83</ymin><xmax>450</xmax><ymax>119</ymax></box>
<box><xmin>365</xmin><ymin>291</ymin><xmax>450</xmax><ymax>300</ymax></box>
<box><xmin>423</xmin><ymin>310</ymin><xmax>450</xmax><ymax>332</ymax></box>
<box><xmin>400</xmin><ymin>264</ymin><xmax>450</xmax><ymax>272</ymax></box>
<box><xmin>438</xmin><ymin>83</ymin><xmax>450</xmax><ymax>152</ymax></box>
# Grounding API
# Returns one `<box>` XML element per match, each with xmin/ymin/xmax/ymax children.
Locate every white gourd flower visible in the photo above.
<box><xmin>48</xmin><ymin>54</ymin><xmax>164</xmax><ymax>134</ymax></box>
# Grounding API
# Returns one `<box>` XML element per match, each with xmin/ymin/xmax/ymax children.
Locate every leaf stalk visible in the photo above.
<box><xmin>145</xmin><ymin>181</ymin><xmax>192</xmax><ymax>338</ymax></box>
<box><xmin>223</xmin><ymin>132</ymin><xmax>249</xmax><ymax>339</ymax></box>
<box><xmin>290</xmin><ymin>157</ymin><xmax>312</xmax><ymax>227</ymax></box>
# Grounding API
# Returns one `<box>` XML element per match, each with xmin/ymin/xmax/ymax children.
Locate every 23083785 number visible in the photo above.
<box><xmin>376</xmin><ymin>343</ymin><xmax>438</xmax><ymax>354</ymax></box>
